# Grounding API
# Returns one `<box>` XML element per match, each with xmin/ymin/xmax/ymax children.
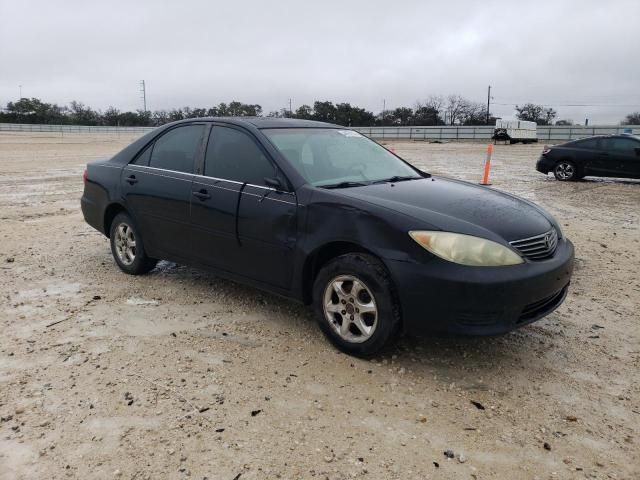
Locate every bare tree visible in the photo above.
<box><xmin>445</xmin><ymin>95</ymin><xmax>469</xmax><ymax>125</ymax></box>
<box><xmin>622</xmin><ymin>112</ymin><xmax>640</xmax><ymax>125</ymax></box>
<box><xmin>515</xmin><ymin>103</ymin><xmax>557</xmax><ymax>125</ymax></box>
<box><xmin>459</xmin><ymin>101</ymin><xmax>488</xmax><ymax>125</ymax></box>
<box><xmin>413</xmin><ymin>96</ymin><xmax>444</xmax><ymax>125</ymax></box>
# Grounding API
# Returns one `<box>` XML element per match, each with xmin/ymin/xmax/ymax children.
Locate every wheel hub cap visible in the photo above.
<box><xmin>556</xmin><ymin>163</ymin><xmax>574</xmax><ymax>179</ymax></box>
<box><xmin>114</xmin><ymin>223</ymin><xmax>136</xmax><ymax>266</ymax></box>
<box><xmin>323</xmin><ymin>275</ymin><xmax>378</xmax><ymax>343</ymax></box>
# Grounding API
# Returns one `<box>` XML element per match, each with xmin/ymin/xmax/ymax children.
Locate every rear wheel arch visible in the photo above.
<box><xmin>103</xmin><ymin>203</ymin><xmax>128</xmax><ymax>238</ymax></box>
<box><xmin>557</xmin><ymin>155</ymin><xmax>575</xmax><ymax>163</ymax></box>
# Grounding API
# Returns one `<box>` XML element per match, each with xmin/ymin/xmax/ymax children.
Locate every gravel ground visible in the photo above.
<box><xmin>0</xmin><ymin>132</ymin><xmax>638</xmax><ymax>480</ymax></box>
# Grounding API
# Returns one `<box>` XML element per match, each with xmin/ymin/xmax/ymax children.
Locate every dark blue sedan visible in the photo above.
<box><xmin>82</xmin><ymin>117</ymin><xmax>574</xmax><ymax>355</ymax></box>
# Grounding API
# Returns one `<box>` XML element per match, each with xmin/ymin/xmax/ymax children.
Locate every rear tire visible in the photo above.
<box><xmin>312</xmin><ymin>253</ymin><xmax>401</xmax><ymax>356</ymax></box>
<box><xmin>109</xmin><ymin>212</ymin><xmax>157</xmax><ymax>275</ymax></box>
<box><xmin>553</xmin><ymin>160</ymin><xmax>579</xmax><ymax>181</ymax></box>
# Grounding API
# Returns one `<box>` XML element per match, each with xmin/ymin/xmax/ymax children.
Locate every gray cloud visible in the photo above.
<box><xmin>1</xmin><ymin>0</ymin><xmax>638</xmax><ymax>124</ymax></box>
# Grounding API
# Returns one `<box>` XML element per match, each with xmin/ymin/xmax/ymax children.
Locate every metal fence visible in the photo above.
<box><xmin>0</xmin><ymin>122</ymin><xmax>638</xmax><ymax>142</ymax></box>
<box><xmin>0</xmin><ymin>123</ymin><xmax>154</xmax><ymax>135</ymax></box>
<box><xmin>353</xmin><ymin>125</ymin><xmax>640</xmax><ymax>141</ymax></box>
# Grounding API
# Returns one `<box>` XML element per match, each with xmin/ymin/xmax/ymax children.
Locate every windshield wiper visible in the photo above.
<box><xmin>371</xmin><ymin>175</ymin><xmax>421</xmax><ymax>185</ymax></box>
<box><xmin>319</xmin><ymin>181</ymin><xmax>370</xmax><ymax>189</ymax></box>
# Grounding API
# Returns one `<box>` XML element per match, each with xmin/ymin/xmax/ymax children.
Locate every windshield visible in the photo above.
<box><xmin>262</xmin><ymin>128</ymin><xmax>422</xmax><ymax>187</ymax></box>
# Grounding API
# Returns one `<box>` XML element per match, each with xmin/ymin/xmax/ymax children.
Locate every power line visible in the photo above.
<box><xmin>492</xmin><ymin>101</ymin><xmax>640</xmax><ymax>108</ymax></box>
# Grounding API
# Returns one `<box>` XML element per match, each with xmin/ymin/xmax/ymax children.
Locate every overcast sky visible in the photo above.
<box><xmin>1</xmin><ymin>0</ymin><xmax>639</xmax><ymax>124</ymax></box>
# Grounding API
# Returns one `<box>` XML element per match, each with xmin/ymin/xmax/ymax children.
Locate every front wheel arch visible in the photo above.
<box><xmin>312</xmin><ymin>252</ymin><xmax>402</xmax><ymax>356</ymax></box>
<box><xmin>301</xmin><ymin>241</ymin><xmax>385</xmax><ymax>304</ymax></box>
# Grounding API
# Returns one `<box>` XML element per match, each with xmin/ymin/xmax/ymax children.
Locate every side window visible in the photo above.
<box><xmin>149</xmin><ymin>125</ymin><xmax>205</xmax><ymax>173</ymax></box>
<box><xmin>608</xmin><ymin>138</ymin><xmax>638</xmax><ymax>155</ymax></box>
<box><xmin>131</xmin><ymin>144</ymin><xmax>152</xmax><ymax>165</ymax></box>
<box><xmin>573</xmin><ymin>138</ymin><xmax>599</xmax><ymax>150</ymax></box>
<box><xmin>205</xmin><ymin>126</ymin><xmax>275</xmax><ymax>185</ymax></box>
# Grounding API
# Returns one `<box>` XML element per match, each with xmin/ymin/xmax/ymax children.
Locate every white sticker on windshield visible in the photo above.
<box><xmin>337</xmin><ymin>130</ymin><xmax>361</xmax><ymax>137</ymax></box>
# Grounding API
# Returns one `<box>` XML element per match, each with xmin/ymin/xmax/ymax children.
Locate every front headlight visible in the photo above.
<box><xmin>409</xmin><ymin>231</ymin><xmax>524</xmax><ymax>266</ymax></box>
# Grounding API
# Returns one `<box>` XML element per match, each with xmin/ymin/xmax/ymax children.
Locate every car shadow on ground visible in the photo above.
<box><xmin>578</xmin><ymin>177</ymin><xmax>640</xmax><ymax>185</ymax></box>
<box><xmin>141</xmin><ymin>260</ymin><xmax>553</xmax><ymax>380</ymax></box>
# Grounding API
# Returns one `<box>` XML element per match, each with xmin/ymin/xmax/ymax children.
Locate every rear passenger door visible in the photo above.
<box><xmin>191</xmin><ymin>125</ymin><xmax>297</xmax><ymax>289</ymax></box>
<box><xmin>122</xmin><ymin>123</ymin><xmax>206</xmax><ymax>259</ymax></box>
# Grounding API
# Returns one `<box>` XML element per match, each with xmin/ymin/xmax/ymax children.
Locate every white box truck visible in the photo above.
<box><xmin>492</xmin><ymin>120</ymin><xmax>538</xmax><ymax>144</ymax></box>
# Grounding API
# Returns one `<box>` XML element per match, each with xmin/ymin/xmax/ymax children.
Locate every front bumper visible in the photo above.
<box><xmin>386</xmin><ymin>239</ymin><xmax>574</xmax><ymax>336</ymax></box>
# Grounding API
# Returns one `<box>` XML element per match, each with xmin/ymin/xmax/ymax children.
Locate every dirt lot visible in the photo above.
<box><xmin>0</xmin><ymin>132</ymin><xmax>638</xmax><ymax>480</ymax></box>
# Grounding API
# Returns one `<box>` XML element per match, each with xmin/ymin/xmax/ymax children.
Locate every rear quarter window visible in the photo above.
<box><xmin>131</xmin><ymin>145</ymin><xmax>152</xmax><ymax>166</ymax></box>
<box><xmin>571</xmin><ymin>138</ymin><xmax>599</xmax><ymax>149</ymax></box>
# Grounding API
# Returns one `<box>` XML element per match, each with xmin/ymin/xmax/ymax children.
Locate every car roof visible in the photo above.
<box><xmin>169</xmin><ymin>116</ymin><xmax>342</xmax><ymax>129</ymax></box>
<box><xmin>567</xmin><ymin>134</ymin><xmax>639</xmax><ymax>142</ymax></box>
<box><xmin>106</xmin><ymin>116</ymin><xmax>344</xmax><ymax>168</ymax></box>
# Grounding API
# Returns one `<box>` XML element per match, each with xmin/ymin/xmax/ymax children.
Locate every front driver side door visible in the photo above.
<box><xmin>190</xmin><ymin>125</ymin><xmax>298</xmax><ymax>290</ymax></box>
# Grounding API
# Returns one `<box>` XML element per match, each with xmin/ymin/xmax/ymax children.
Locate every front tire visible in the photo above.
<box><xmin>554</xmin><ymin>160</ymin><xmax>579</xmax><ymax>181</ymax></box>
<box><xmin>312</xmin><ymin>253</ymin><xmax>401</xmax><ymax>356</ymax></box>
<box><xmin>109</xmin><ymin>212</ymin><xmax>157</xmax><ymax>275</ymax></box>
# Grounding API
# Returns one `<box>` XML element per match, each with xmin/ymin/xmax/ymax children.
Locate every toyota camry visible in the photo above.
<box><xmin>81</xmin><ymin>117</ymin><xmax>574</xmax><ymax>355</ymax></box>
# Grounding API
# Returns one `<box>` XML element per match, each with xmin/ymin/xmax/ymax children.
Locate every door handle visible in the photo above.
<box><xmin>192</xmin><ymin>189</ymin><xmax>211</xmax><ymax>201</ymax></box>
<box><xmin>125</xmin><ymin>174</ymin><xmax>138</xmax><ymax>184</ymax></box>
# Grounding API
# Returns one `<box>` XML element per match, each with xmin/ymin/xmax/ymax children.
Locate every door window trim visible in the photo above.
<box><xmin>606</xmin><ymin>137</ymin><xmax>640</xmax><ymax>155</ymax></box>
<box><xmin>199</xmin><ymin>122</ymin><xmax>293</xmax><ymax>192</ymax></box>
<box><xmin>125</xmin><ymin>164</ymin><xmax>194</xmax><ymax>182</ymax></box>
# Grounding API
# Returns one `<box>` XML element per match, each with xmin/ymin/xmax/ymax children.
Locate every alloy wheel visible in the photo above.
<box><xmin>555</xmin><ymin>162</ymin><xmax>575</xmax><ymax>180</ymax></box>
<box><xmin>323</xmin><ymin>275</ymin><xmax>378</xmax><ymax>343</ymax></box>
<box><xmin>114</xmin><ymin>222</ymin><xmax>136</xmax><ymax>265</ymax></box>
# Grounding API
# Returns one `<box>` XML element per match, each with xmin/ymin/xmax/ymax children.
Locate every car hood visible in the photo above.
<box><xmin>332</xmin><ymin>177</ymin><xmax>553</xmax><ymax>242</ymax></box>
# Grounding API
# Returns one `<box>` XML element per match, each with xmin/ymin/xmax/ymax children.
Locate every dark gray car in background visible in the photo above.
<box><xmin>537</xmin><ymin>135</ymin><xmax>640</xmax><ymax>181</ymax></box>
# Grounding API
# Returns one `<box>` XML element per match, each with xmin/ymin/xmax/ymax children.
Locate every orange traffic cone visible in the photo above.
<box><xmin>480</xmin><ymin>144</ymin><xmax>493</xmax><ymax>186</ymax></box>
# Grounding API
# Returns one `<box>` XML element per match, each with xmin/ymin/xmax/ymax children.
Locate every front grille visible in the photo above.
<box><xmin>510</xmin><ymin>228</ymin><xmax>558</xmax><ymax>260</ymax></box>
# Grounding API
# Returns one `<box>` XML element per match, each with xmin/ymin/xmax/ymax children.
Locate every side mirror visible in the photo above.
<box><xmin>264</xmin><ymin>176</ymin><xmax>285</xmax><ymax>191</ymax></box>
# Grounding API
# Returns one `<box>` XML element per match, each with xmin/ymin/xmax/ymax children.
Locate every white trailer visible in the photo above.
<box><xmin>492</xmin><ymin>120</ymin><xmax>538</xmax><ymax>144</ymax></box>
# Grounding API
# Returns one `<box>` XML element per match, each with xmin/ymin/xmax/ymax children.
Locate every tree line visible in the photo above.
<box><xmin>0</xmin><ymin>96</ymin><xmax>638</xmax><ymax>127</ymax></box>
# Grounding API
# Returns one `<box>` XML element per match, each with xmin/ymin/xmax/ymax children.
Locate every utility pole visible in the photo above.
<box><xmin>382</xmin><ymin>99</ymin><xmax>386</xmax><ymax>125</ymax></box>
<box><xmin>140</xmin><ymin>80</ymin><xmax>147</xmax><ymax>112</ymax></box>
<box><xmin>19</xmin><ymin>84</ymin><xmax>22</xmax><ymax>99</ymax></box>
<box><xmin>486</xmin><ymin>85</ymin><xmax>491</xmax><ymax>125</ymax></box>
<box><xmin>289</xmin><ymin>98</ymin><xmax>292</xmax><ymax>117</ymax></box>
